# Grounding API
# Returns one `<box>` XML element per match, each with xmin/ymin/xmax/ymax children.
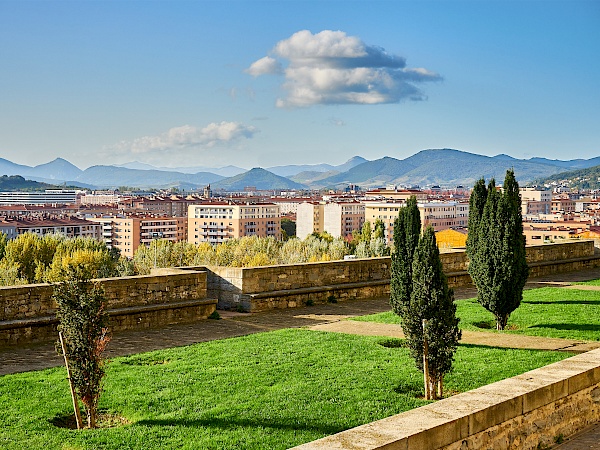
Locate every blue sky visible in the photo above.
<box><xmin>0</xmin><ymin>0</ymin><xmax>598</xmax><ymax>170</ymax></box>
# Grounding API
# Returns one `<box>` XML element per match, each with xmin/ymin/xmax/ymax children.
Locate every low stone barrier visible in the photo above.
<box><xmin>0</xmin><ymin>269</ymin><xmax>216</xmax><ymax>347</ymax></box>
<box><xmin>292</xmin><ymin>348</ymin><xmax>600</xmax><ymax>450</ymax></box>
<box><xmin>201</xmin><ymin>240</ymin><xmax>600</xmax><ymax>311</ymax></box>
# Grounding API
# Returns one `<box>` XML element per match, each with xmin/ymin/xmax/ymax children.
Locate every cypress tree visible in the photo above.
<box><xmin>467</xmin><ymin>170</ymin><xmax>529</xmax><ymax>330</ymax></box>
<box><xmin>404</xmin><ymin>226</ymin><xmax>461</xmax><ymax>399</ymax></box>
<box><xmin>390</xmin><ymin>196</ymin><xmax>421</xmax><ymax>317</ymax></box>
<box><xmin>466</xmin><ymin>178</ymin><xmax>487</xmax><ymax>255</ymax></box>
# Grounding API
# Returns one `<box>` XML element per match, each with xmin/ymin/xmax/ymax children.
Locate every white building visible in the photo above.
<box><xmin>0</xmin><ymin>190</ymin><xmax>81</xmax><ymax>205</ymax></box>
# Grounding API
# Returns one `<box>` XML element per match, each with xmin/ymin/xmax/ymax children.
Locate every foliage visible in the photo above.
<box><xmin>281</xmin><ymin>218</ymin><xmax>296</xmax><ymax>239</ymax></box>
<box><xmin>0</xmin><ymin>174</ymin><xmax>55</xmax><ymax>191</ymax></box>
<box><xmin>390</xmin><ymin>196</ymin><xmax>420</xmax><ymax>317</ymax></box>
<box><xmin>466</xmin><ymin>170</ymin><xmax>529</xmax><ymax>330</ymax></box>
<box><xmin>403</xmin><ymin>226</ymin><xmax>460</xmax><ymax>398</ymax></box>
<box><xmin>53</xmin><ymin>269</ymin><xmax>111</xmax><ymax>428</ymax></box>
<box><xmin>0</xmin><ymin>329</ymin><xmax>568</xmax><ymax>450</ymax></box>
<box><xmin>0</xmin><ymin>233</ymin><xmax>123</xmax><ymax>285</ymax></box>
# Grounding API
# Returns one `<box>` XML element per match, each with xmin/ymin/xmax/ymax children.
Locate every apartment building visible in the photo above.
<box><xmin>79</xmin><ymin>191</ymin><xmax>122</xmax><ymax>206</ymax></box>
<box><xmin>520</xmin><ymin>187</ymin><xmax>551</xmax><ymax>216</ymax></box>
<box><xmin>296</xmin><ymin>202</ymin><xmax>324</xmax><ymax>239</ymax></box>
<box><xmin>0</xmin><ymin>217</ymin><xmax>101</xmax><ymax>240</ymax></box>
<box><xmin>296</xmin><ymin>200</ymin><xmax>364</xmax><ymax>239</ymax></box>
<box><xmin>88</xmin><ymin>215</ymin><xmax>187</xmax><ymax>258</ymax></box>
<box><xmin>364</xmin><ymin>200</ymin><xmax>469</xmax><ymax>244</ymax></box>
<box><xmin>130</xmin><ymin>196</ymin><xmax>203</xmax><ymax>217</ymax></box>
<box><xmin>364</xmin><ymin>188</ymin><xmax>428</xmax><ymax>202</ymax></box>
<box><xmin>551</xmin><ymin>198</ymin><xmax>576</xmax><ymax>213</ymax></box>
<box><xmin>188</xmin><ymin>202</ymin><xmax>281</xmax><ymax>245</ymax></box>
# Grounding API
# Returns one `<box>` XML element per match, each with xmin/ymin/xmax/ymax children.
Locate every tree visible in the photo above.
<box><xmin>53</xmin><ymin>268</ymin><xmax>110</xmax><ymax>428</ymax></box>
<box><xmin>281</xmin><ymin>218</ymin><xmax>296</xmax><ymax>240</ymax></box>
<box><xmin>404</xmin><ymin>226</ymin><xmax>460</xmax><ymax>399</ymax></box>
<box><xmin>373</xmin><ymin>219</ymin><xmax>386</xmax><ymax>241</ymax></box>
<box><xmin>466</xmin><ymin>170</ymin><xmax>529</xmax><ymax>330</ymax></box>
<box><xmin>390</xmin><ymin>196</ymin><xmax>421</xmax><ymax>317</ymax></box>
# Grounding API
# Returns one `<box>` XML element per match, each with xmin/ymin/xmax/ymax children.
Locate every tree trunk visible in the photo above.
<box><xmin>437</xmin><ymin>378</ymin><xmax>443</xmax><ymax>399</ymax></box>
<box><xmin>422</xmin><ymin>319</ymin><xmax>432</xmax><ymax>400</ymax></box>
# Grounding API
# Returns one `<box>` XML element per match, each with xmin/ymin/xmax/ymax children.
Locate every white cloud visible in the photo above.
<box><xmin>106</xmin><ymin>122</ymin><xmax>258</xmax><ymax>157</ymax></box>
<box><xmin>247</xmin><ymin>30</ymin><xmax>441</xmax><ymax>107</ymax></box>
<box><xmin>246</xmin><ymin>56</ymin><xmax>283</xmax><ymax>76</ymax></box>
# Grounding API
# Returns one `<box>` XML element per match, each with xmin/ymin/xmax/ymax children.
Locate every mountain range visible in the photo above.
<box><xmin>1</xmin><ymin>149</ymin><xmax>599</xmax><ymax>191</ymax></box>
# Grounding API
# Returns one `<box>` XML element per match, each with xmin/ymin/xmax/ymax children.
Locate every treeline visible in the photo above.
<box><xmin>0</xmin><ymin>233</ymin><xmax>133</xmax><ymax>286</ymax></box>
<box><xmin>0</xmin><ymin>223</ymin><xmax>392</xmax><ymax>285</ymax></box>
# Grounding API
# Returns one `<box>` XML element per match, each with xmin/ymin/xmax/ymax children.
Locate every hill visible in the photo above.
<box><xmin>213</xmin><ymin>168</ymin><xmax>305</xmax><ymax>191</ymax></box>
<box><xmin>0</xmin><ymin>175</ymin><xmax>54</xmax><ymax>191</ymax></box>
<box><xmin>314</xmin><ymin>149</ymin><xmax>584</xmax><ymax>188</ymax></box>
<box><xmin>535</xmin><ymin>164</ymin><xmax>600</xmax><ymax>190</ymax></box>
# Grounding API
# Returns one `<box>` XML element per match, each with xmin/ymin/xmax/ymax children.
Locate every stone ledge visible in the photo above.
<box><xmin>248</xmin><ymin>280</ymin><xmax>390</xmax><ymax>299</ymax></box>
<box><xmin>0</xmin><ymin>298</ymin><xmax>218</xmax><ymax>331</ymax></box>
<box><xmin>292</xmin><ymin>348</ymin><xmax>600</xmax><ymax>450</ymax></box>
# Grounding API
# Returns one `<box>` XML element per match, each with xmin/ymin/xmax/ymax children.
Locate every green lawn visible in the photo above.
<box><xmin>577</xmin><ymin>279</ymin><xmax>600</xmax><ymax>286</ymax></box>
<box><xmin>0</xmin><ymin>329</ymin><xmax>568</xmax><ymax>450</ymax></box>
<box><xmin>354</xmin><ymin>286</ymin><xmax>600</xmax><ymax>341</ymax></box>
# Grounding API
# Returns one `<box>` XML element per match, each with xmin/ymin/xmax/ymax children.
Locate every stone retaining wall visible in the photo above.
<box><xmin>201</xmin><ymin>240</ymin><xmax>599</xmax><ymax>311</ymax></box>
<box><xmin>0</xmin><ymin>269</ymin><xmax>216</xmax><ymax>346</ymax></box>
<box><xmin>293</xmin><ymin>348</ymin><xmax>600</xmax><ymax>450</ymax></box>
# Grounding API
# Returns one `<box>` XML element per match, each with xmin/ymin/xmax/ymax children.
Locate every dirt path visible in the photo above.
<box><xmin>309</xmin><ymin>320</ymin><xmax>600</xmax><ymax>353</ymax></box>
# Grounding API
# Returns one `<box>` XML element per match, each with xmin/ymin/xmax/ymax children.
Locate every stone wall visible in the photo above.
<box><xmin>0</xmin><ymin>269</ymin><xmax>216</xmax><ymax>346</ymax></box>
<box><xmin>292</xmin><ymin>348</ymin><xmax>600</xmax><ymax>450</ymax></box>
<box><xmin>202</xmin><ymin>240</ymin><xmax>600</xmax><ymax>311</ymax></box>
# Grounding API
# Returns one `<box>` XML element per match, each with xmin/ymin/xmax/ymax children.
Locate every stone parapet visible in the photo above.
<box><xmin>200</xmin><ymin>241</ymin><xmax>600</xmax><ymax>311</ymax></box>
<box><xmin>0</xmin><ymin>269</ymin><xmax>215</xmax><ymax>347</ymax></box>
<box><xmin>292</xmin><ymin>349</ymin><xmax>600</xmax><ymax>450</ymax></box>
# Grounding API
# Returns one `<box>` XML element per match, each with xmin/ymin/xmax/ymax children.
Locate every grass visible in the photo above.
<box><xmin>354</xmin><ymin>286</ymin><xmax>600</xmax><ymax>341</ymax></box>
<box><xmin>577</xmin><ymin>279</ymin><xmax>600</xmax><ymax>286</ymax></box>
<box><xmin>0</xmin><ymin>329</ymin><xmax>568</xmax><ymax>450</ymax></box>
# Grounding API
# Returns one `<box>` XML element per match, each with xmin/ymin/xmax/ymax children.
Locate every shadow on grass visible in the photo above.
<box><xmin>529</xmin><ymin>323</ymin><xmax>600</xmax><ymax>332</ymax></box>
<box><xmin>523</xmin><ymin>300</ymin><xmax>600</xmax><ymax>305</ymax></box>
<box><xmin>135</xmin><ymin>416</ymin><xmax>346</xmax><ymax>435</ymax></box>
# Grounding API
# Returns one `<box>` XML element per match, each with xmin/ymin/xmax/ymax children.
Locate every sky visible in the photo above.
<box><xmin>0</xmin><ymin>0</ymin><xmax>598</xmax><ymax>170</ymax></box>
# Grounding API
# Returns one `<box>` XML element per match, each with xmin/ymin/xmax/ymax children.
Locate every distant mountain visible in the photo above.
<box><xmin>116</xmin><ymin>161</ymin><xmax>246</xmax><ymax>177</ymax></box>
<box><xmin>0</xmin><ymin>158</ymin><xmax>36</xmax><ymax>177</ymax></box>
<box><xmin>213</xmin><ymin>168</ymin><xmax>305</xmax><ymax>191</ymax></box>
<box><xmin>268</xmin><ymin>155</ymin><xmax>369</xmax><ymax>178</ymax></box>
<box><xmin>290</xmin><ymin>170</ymin><xmax>341</xmax><ymax>185</ymax></box>
<box><xmin>334</xmin><ymin>156</ymin><xmax>368</xmax><ymax>173</ymax></box>
<box><xmin>33</xmin><ymin>158</ymin><xmax>83</xmax><ymax>181</ymax></box>
<box><xmin>319</xmin><ymin>156</ymin><xmax>416</xmax><ymax>186</ymax></box>
<box><xmin>2</xmin><ymin>150</ymin><xmax>600</xmax><ymax>190</ymax></box>
<box><xmin>268</xmin><ymin>163</ymin><xmax>335</xmax><ymax>177</ymax></box>
<box><xmin>115</xmin><ymin>161</ymin><xmax>158</xmax><ymax>171</ymax></box>
<box><xmin>79</xmin><ymin>166</ymin><xmax>223</xmax><ymax>189</ymax></box>
<box><xmin>313</xmin><ymin>149</ymin><xmax>597</xmax><ymax>189</ymax></box>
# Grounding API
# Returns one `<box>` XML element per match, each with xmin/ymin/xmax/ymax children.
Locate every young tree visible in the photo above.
<box><xmin>390</xmin><ymin>196</ymin><xmax>421</xmax><ymax>317</ymax></box>
<box><xmin>467</xmin><ymin>170</ymin><xmax>529</xmax><ymax>330</ymax></box>
<box><xmin>53</xmin><ymin>268</ymin><xmax>110</xmax><ymax>428</ymax></box>
<box><xmin>404</xmin><ymin>226</ymin><xmax>461</xmax><ymax>399</ymax></box>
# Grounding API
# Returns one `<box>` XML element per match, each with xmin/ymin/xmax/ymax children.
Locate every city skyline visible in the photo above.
<box><xmin>1</xmin><ymin>0</ymin><xmax>598</xmax><ymax>170</ymax></box>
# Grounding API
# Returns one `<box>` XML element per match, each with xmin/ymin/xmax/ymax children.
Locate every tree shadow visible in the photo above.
<box><xmin>528</xmin><ymin>323</ymin><xmax>600</xmax><ymax>333</ymax></box>
<box><xmin>524</xmin><ymin>300</ymin><xmax>600</xmax><ymax>305</ymax></box>
<box><xmin>135</xmin><ymin>416</ymin><xmax>346</xmax><ymax>435</ymax></box>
